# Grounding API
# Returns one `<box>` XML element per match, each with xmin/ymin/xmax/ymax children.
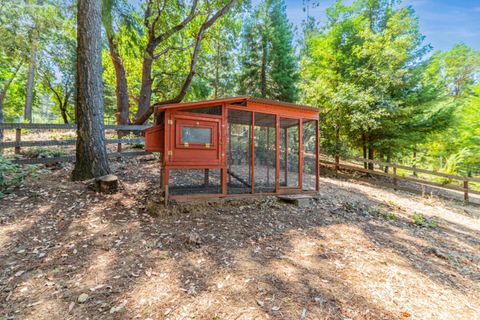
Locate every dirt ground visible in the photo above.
<box><xmin>1</xmin><ymin>157</ymin><xmax>480</xmax><ymax>320</ymax></box>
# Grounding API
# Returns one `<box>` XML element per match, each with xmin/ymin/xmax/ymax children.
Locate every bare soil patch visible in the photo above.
<box><xmin>1</xmin><ymin>158</ymin><xmax>479</xmax><ymax>319</ymax></box>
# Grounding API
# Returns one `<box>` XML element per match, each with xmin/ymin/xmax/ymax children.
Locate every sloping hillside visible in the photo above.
<box><xmin>1</xmin><ymin>158</ymin><xmax>479</xmax><ymax>319</ymax></box>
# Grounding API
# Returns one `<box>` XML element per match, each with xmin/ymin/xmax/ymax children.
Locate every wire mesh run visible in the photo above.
<box><xmin>169</xmin><ymin>169</ymin><xmax>221</xmax><ymax>195</ymax></box>
<box><xmin>254</xmin><ymin>113</ymin><xmax>276</xmax><ymax>193</ymax></box>
<box><xmin>228</xmin><ymin>109</ymin><xmax>252</xmax><ymax>194</ymax></box>
<box><xmin>280</xmin><ymin>118</ymin><xmax>299</xmax><ymax>188</ymax></box>
<box><xmin>302</xmin><ymin>119</ymin><xmax>317</xmax><ymax>191</ymax></box>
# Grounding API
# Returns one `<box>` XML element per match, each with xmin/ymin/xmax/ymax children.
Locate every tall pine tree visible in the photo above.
<box><xmin>238</xmin><ymin>0</ymin><xmax>298</xmax><ymax>102</ymax></box>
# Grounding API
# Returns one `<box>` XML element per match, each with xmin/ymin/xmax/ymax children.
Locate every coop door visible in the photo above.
<box><xmin>280</xmin><ymin>118</ymin><xmax>300</xmax><ymax>188</ymax></box>
<box><xmin>171</xmin><ymin>114</ymin><xmax>221</xmax><ymax>164</ymax></box>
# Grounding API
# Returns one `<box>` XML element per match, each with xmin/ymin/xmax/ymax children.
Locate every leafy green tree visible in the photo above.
<box><xmin>419</xmin><ymin>45</ymin><xmax>480</xmax><ymax>174</ymax></box>
<box><xmin>133</xmin><ymin>0</ymin><xmax>239</xmax><ymax>124</ymax></box>
<box><xmin>202</xmin><ymin>19</ymin><xmax>242</xmax><ymax>99</ymax></box>
<box><xmin>38</xmin><ymin>15</ymin><xmax>77</xmax><ymax>124</ymax></box>
<box><xmin>301</xmin><ymin>0</ymin><xmax>450</xmax><ymax>167</ymax></box>
<box><xmin>238</xmin><ymin>0</ymin><xmax>299</xmax><ymax>102</ymax></box>
<box><xmin>102</xmin><ymin>0</ymin><xmax>138</xmax><ymax>125</ymax></box>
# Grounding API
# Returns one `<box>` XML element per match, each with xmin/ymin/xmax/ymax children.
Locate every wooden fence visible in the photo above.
<box><xmin>321</xmin><ymin>157</ymin><xmax>480</xmax><ymax>204</ymax></box>
<box><xmin>1</xmin><ymin>123</ymin><xmax>478</xmax><ymax>204</ymax></box>
<box><xmin>0</xmin><ymin>123</ymin><xmax>151</xmax><ymax>165</ymax></box>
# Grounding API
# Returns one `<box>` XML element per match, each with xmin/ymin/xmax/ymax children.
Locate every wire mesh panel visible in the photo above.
<box><xmin>181</xmin><ymin>105</ymin><xmax>222</xmax><ymax>115</ymax></box>
<box><xmin>302</xmin><ymin>119</ymin><xmax>317</xmax><ymax>191</ymax></box>
<box><xmin>228</xmin><ymin>109</ymin><xmax>252</xmax><ymax>194</ymax></box>
<box><xmin>254</xmin><ymin>113</ymin><xmax>276</xmax><ymax>193</ymax></box>
<box><xmin>169</xmin><ymin>169</ymin><xmax>221</xmax><ymax>195</ymax></box>
<box><xmin>280</xmin><ymin>118</ymin><xmax>299</xmax><ymax>188</ymax></box>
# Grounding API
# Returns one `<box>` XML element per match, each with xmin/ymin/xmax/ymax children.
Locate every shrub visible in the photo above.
<box><xmin>381</xmin><ymin>212</ymin><xmax>398</xmax><ymax>220</ymax></box>
<box><xmin>412</xmin><ymin>212</ymin><xmax>438</xmax><ymax>228</ymax></box>
<box><xmin>0</xmin><ymin>156</ymin><xmax>36</xmax><ymax>198</ymax></box>
<box><xmin>412</xmin><ymin>212</ymin><xmax>426</xmax><ymax>225</ymax></box>
<box><xmin>22</xmin><ymin>146</ymin><xmax>66</xmax><ymax>158</ymax></box>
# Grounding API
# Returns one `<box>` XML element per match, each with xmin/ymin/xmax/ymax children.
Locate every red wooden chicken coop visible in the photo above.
<box><xmin>144</xmin><ymin>96</ymin><xmax>320</xmax><ymax>203</ymax></box>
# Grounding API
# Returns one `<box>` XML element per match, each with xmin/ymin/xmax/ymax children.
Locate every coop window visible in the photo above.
<box><xmin>181</xmin><ymin>127</ymin><xmax>212</xmax><ymax>144</ymax></box>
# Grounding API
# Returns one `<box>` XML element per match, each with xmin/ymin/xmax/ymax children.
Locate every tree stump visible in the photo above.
<box><xmin>94</xmin><ymin>174</ymin><xmax>119</xmax><ymax>194</ymax></box>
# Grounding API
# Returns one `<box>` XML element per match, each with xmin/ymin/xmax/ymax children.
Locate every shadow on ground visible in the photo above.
<box><xmin>1</xmin><ymin>158</ymin><xmax>479</xmax><ymax>319</ymax></box>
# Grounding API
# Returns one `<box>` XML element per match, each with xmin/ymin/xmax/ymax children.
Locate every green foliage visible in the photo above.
<box><xmin>0</xmin><ymin>0</ymin><xmax>72</xmax><ymax>123</ymax></box>
<box><xmin>367</xmin><ymin>206</ymin><xmax>398</xmax><ymax>220</ymax></box>
<box><xmin>0</xmin><ymin>156</ymin><xmax>36</xmax><ymax>197</ymax></box>
<box><xmin>381</xmin><ymin>212</ymin><xmax>398</xmax><ymax>221</ymax></box>
<box><xmin>301</xmin><ymin>0</ymin><xmax>461</xmax><ymax>167</ymax></box>
<box><xmin>200</xmin><ymin>18</ymin><xmax>242</xmax><ymax>99</ymax></box>
<box><xmin>21</xmin><ymin>146</ymin><xmax>66</xmax><ymax>158</ymax></box>
<box><xmin>0</xmin><ymin>0</ymin><xmax>478</xmax><ymax>181</ymax></box>
<box><xmin>417</xmin><ymin>48</ymin><xmax>480</xmax><ymax>176</ymax></box>
<box><xmin>238</xmin><ymin>0</ymin><xmax>299</xmax><ymax>102</ymax></box>
<box><xmin>412</xmin><ymin>212</ymin><xmax>438</xmax><ymax>228</ymax></box>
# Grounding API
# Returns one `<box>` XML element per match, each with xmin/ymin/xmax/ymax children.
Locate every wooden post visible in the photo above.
<box><xmin>204</xmin><ymin>169</ymin><xmax>210</xmax><ymax>185</ymax></box>
<box><xmin>248</xmin><ymin>119</ymin><xmax>251</xmax><ymax>188</ymax></box>
<box><xmin>228</xmin><ymin>118</ymin><xmax>232</xmax><ymax>184</ymax></box>
<box><xmin>15</xmin><ymin>128</ymin><xmax>21</xmax><ymax>154</ymax></box>
<box><xmin>393</xmin><ymin>164</ymin><xmax>397</xmax><ymax>191</ymax></box>
<box><xmin>412</xmin><ymin>148</ymin><xmax>418</xmax><ymax>177</ymax></box>
<box><xmin>221</xmin><ymin>168</ymin><xmax>227</xmax><ymax>194</ymax></box>
<box><xmin>315</xmin><ymin>119</ymin><xmax>320</xmax><ymax>192</ymax></box>
<box><xmin>117</xmin><ymin>131</ymin><xmax>122</xmax><ymax>160</ymax></box>
<box><xmin>284</xmin><ymin>126</ymin><xmax>288</xmax><ymax>185</ymax></box>
<box><xmin>335</xmin><ymin>155</ymin><xmax>339</xmax><ymax>176</ymax></box>
<box><xmin>221</xmin><ymin>105</ymin><xmax>228</xmax><ymax>195</ymax></box>
<box><xmin>266</xmin><ymin>127</ymin><xmax>270</xmax><ymax>186</ymax></box>
<box><xmin>164</xmin><ymin>168</ymin><xmax>169</xmax><ymax>207</ymax></box>
<box><xmin>464</xmin><ymin>180</ymin><xmax>469</xmax><ymax>203</ymax></box>
<box><xmin>275</xmin><ymin>115</ymin><xmax>280</xmax><ymax>192</ymax></box>
<box><xmin>298</xmin><ymin>119</ymin><xmax>303</xmax><ymax>190</ymax></box>
<box><xmin>251</xmin><ymin>112</ymin><xmax>255</xmax><ymax>194</ymax></box>
<box><xmin>159</xmin><ymin>165</ymin><xmax>164</xmax><ymax>191</ymax></box>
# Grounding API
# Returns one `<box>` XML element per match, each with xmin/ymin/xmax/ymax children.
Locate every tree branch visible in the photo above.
<box><xmin>0</xmin><ymin>61</ymin><xmax>23</xmax><ymax>102</ymax></box>
<box><xmin>134</xmin><ymin>0</ymin><xmax>236</xmax><ymax>124</ymax></box>
<box><xmin>152</xmin><ymin>43</ymin><xmax>195</xmax><ymax>59</ymax></box>
<box><xmin>151</xmin><ymin>0</ymin><xmax>199</xmax><ymax>47</ymax></box>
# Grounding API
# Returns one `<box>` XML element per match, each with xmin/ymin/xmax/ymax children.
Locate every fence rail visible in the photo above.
<box><xmin>12</xmin><ymin>151</ymin><xmax>150</xmax><ymax>165</ymax></box>
<box><xmin>322</xmin><ymin>156</ymin><xmax>480</xmax><ymax>204</ymax></box>
<box><xmin>0</xmin><ymin>123</ymin><xmax>151</xmax><ymax>164</ymax></box>
<box><xmin>0</xmin><ymin>123</ymin><xmax>149</xmax><ymax>131</ymax></box>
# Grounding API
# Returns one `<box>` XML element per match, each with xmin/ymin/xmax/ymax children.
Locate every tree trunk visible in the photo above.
<box><xmin>260</xmin><ymin>35</ymin><xmax>267</xmax><ymax>98</ymax></box>
<box><xmin>368</xmin><ymin>144</ymin><xmax>374</xmax><ymax>170</ymax></box>
<box><xmin>362</xmin><ymin>133</ymin><xmax>367</xmax><ymax>169</ymax></box>
<box><xmin>24</xmin><ymin>52</ymin><xmax>36</xmax><ymax>123</ymax></box>
<box><xmin>108</xmin><ymin>35</ymin><xmax>130</xmax><ymax>125</ymax></box>
<box><xmin>136</xmin><ymin>45</ymin><xmax>154</xmax><ymax>120</ymax></box>
<box><xmin>72</xmin><ymin>0</ymin><xmax>110</xmax><ymax>181</ymax></box>
<box><xmin>133</xmin><ymin>0</ymin><xmax>236</xmax><ymax>124</ymax></box>
<box><xmin>60</xmin><ymin>102</ymin><xmax>69</xmax><ymax>124</ymax></box>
